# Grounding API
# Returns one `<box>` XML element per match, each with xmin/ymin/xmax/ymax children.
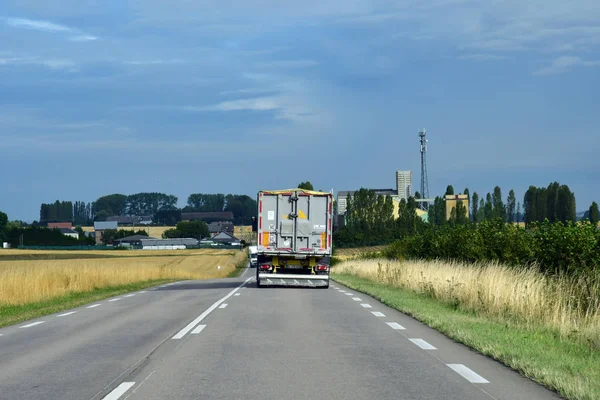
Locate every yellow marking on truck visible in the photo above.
<box><xmin>262</xmin><ymin>232</ymin><xmax>269</xmax><ymax>247</ymax></box>
<box><xmin>321</xmin><ymin>233</ymin><xmax>326</xmax><ymax>248</ymax></box>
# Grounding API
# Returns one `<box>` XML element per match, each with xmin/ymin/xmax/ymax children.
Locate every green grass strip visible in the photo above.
<box><xmin>332</xmin><ymin>273</ymin><xmax>600</xmax><ymax>400</ymax></box>
<box><xmin>0</xmin><ymin>279</ymin><xmax>179</xmax><ymax>328</ymax></box>
<box><xmin>227</xmin><ymin>259</ymin><xmax>249</xmax><ymax>278</ymax></box>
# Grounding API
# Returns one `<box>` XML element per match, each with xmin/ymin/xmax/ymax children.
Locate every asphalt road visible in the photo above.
<box><xmin>0</xmin><ymin>267</ymin><xmax>561</xmax><ymax>400</ymax></box>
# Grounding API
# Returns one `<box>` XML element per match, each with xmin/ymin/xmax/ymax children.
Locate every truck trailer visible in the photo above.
<box><xmin>255</xmin><ymin>188</ymin><xmax>333</xmax><ymax>288</ymax></box>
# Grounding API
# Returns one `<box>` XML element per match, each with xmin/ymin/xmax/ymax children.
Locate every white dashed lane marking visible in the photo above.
<box><xmin>108</xmin><ymin>298</ymin><xmax>121</xmax><ymax>302</ymax></box>
<box><xmin>219</xmin><ymin>304</ymin><xmax>228</xmax><ymax>309</ymax></box>
<box><xmin>124</xmin><ymin>294</ymin><xmax>136</xmax><ymax>298</ymax></box>
<box><xmin>191</xmin><ymin>324</ymin><xmax>206</xmax><ymax>334</ymax></box>
<box><xmin>386</xmin><ymin>322</ymin><xmax>406</xmax><ymax>330</ymax></box>
<box><xmin>361</xmin><ymin>304</ymin><xmax>372</xmax><ymax>308</ymax></box>
<box><xmin>371</xmin><ymin>311</ymin><xmax>385</xmax><ymax>317</ymax></box>
<box><xmin>352</xmin><ymin>297</ymin><xmax>362</xmax><ymax>301</ymax></box>
<box><xmin>447</xmin><ymin>364</ymin><xmax>489</xmax><ymax>383</ymax></box>
<box><xmin>234</xmin><ymin>293</ymin><xmax>241</xmax><ymax>296</ymax></box>
<box><xmin>101</xmin><ymin>381</ymin><xmax>136</xmax><ymax>400</ymax></box>
<box><xmin>87</xmin><ymin>304</ymin><xmax>102</xmax><ymax>309</ymax></box>
<box><xmin>57</xmin><ymin>312</ymin><xmax>76</xmax><ymax>317</ymax></box>
<box><xmin>20</xmin><ymin>321</ymin><xmax>45</xmax><ymax>329</ymax></box>
<box><xmin>409</xmin><ymin>338</ymin><xmax>437</xmax><ymax>350</ymax></box>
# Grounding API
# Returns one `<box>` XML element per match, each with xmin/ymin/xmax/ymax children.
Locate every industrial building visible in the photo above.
<box><xmin>396</xmin><ymin>170</ymin><xmax>412</xmax><ymax>201</ymax></box>
<box><xmin>445</xmin><ymin>194</ymin><xmax>470</xmax><ymax>220</ymax></box>
<box><xmin>337</xmin><ymin>170</ymin><xmax>413</xmax><ymax>215</ymax></box>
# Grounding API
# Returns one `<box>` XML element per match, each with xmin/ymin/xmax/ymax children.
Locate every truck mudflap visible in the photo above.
<box><xmin>257</xmin><ymin>273</ymin><xmax>329</xmax><ymax>288</ymax></box>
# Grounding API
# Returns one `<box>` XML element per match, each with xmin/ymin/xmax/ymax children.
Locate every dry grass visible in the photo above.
<box><xmin>334</xmin><ymin>246</ymin><xmax>386</xmax><ymax>261</ymax></box>
<box><xmin>0</xmin><ymin>249</ymin><xmax>246</xmax><ymax>306</ymax></box>
<box><xmin>334</xmin><ymin>258</ymin><xmax>600</xmax><ymax>347</ymax></box>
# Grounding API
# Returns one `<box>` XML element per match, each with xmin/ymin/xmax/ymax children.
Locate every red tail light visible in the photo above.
<box><xmin>259</xmin><ymin>264</ymin><xmax>271</xmax><ymax>270</ymax></box>
<box><xmin>316</xmin><ymin>264</ymin><xmax>329</xmax><ymax>271</ymax></box>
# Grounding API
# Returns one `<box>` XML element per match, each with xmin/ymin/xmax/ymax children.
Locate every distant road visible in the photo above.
<box><xmin>0</xmin><ymin>267</ymin><xmax>559</xmax><ymax>400</ymax></box>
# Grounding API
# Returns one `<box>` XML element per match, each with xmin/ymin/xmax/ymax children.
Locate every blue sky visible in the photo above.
<box><xmin>1</xmin><ymin>0</ymin><xmax>599</xmax><ymax>221</ymax></box>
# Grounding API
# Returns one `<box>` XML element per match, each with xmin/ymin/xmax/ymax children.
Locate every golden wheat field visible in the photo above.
<box><xmin>79</xmin><ymin>225</ymin><xmax>255</xmax><ymax>241</ymax></box>
<box><xmin>0</xmin><ymin>249</ymin><xmax>246</xmax><ymax>305</ymax></box>
<box><xmin>334</xmin><ymin>258</ymin><xmax>600</xmax><ymax>346</ymax></box>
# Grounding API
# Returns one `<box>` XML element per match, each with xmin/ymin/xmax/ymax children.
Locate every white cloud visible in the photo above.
<box><xmin>70</xmin><ymin>35</ymin><xmax>98</xmax><ymax>42</ymax></box>
<box><xmin>533</xmin><ymin>55</ymin><xmax>600</xmax><ymax>75</ymax></box>
<box><xmin>193</xmin><ymin>97</ymin><xmax>281</xmax><ymax>112</ymax></box>
<box><xmin>0</xmin><ymin>56</ymin><xmax>76</xmax><ymax>71</ymax></box>
<box><xmin>458</xmin><ymin>54</ymin><xmax>508</xmax><ymax>61</ymax></box>
<box><xmin>256</xmin><ymin>59</ymin><xmax>318</xmax><ymax>69</ymax></box>
<box><xmin>124</xmin><ymin>59</ymin><xmax>185</xmax><ymax>65</ymax></box>
<box><xmin>4</xmin><ymin>16</ymin><xmax>97</xmax><ymax>44</ymax></box>
<box><xmin>5</xmin><ymin>17</ymin><xmax>72</xmax><ymax>32</ymax></box>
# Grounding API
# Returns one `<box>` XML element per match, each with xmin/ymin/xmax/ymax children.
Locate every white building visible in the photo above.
<box><xmin>396</xmin><ymin>170</ymin><xmax>412</xmax><ymax>201</ymax></box>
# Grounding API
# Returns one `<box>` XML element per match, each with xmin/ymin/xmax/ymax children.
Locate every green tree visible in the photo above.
<box><xmin>224</xmin><ymin>194</ymin><xmax>257</xmax><ymax>225</ymax></box>
<box><xmin>463</xmin><ymin>188</ymin><xmax>470</xmax><ymax>198</ymax></box>
<box><xmin>93</xmin><ymin>194</ymin><xmax>128</xmax><ymax>217</ymax></box>
<box><xmin>297</xmin><ymin>181</ymin><xmax>314</xmax><ymax>190</ymax></box>
<box><xmin>449</xmin><ymin>200</ymin><xmax>468</xmax><ymax>225</ymax></box>
<box><xmin>492</xmin><ymin>186</ymin><xmax>505</xmax><ymax>221</ymax></box>
<box><xmin>484</xmin><ymin>193</ymin><xmax>493</xmax><ymax>220</ymax></box>
<box><xmin>477</xmin><ymin>198</ymin><xmax>485</xmax><ymax>223</ymax></box>
<box><xmin>445</xmin><ymin>185</ymin><xmax>455</xmax><ymax>196</ymax></box>
<box><xmin>186</xmin><ymin>194</ymin><xmax>225</xmax><ymax>212</ymax></box>
<box><xmin>162</xmin><ymin>221</ymin><xmax>209</xmax><ymax>240</ymax></box>
<box><xmin>0</xmin><ymin>210</ymin><xmax>8</xmax><ymax>241</ymax></box>
<box><xmin>126</xmin><ymin>192</ymin><xmax>178</xmax><ymax>216</ymax></box>
<box><xmin>506</xmin><ymin>189</ymin><xmax>516</xmax><ymax>223</ymax></box>
<box><xmin>589</xmin><ymin>202</ymin><xmax>599</xmax><ymax>226</ymax></box>
<box><xmin>516</xmin><ymin>202</ymin><xmax>522</xmax><ymax>223</ymax></box>
<box><xmin>523</xmin><ymin>186</ymin><xmax>537</xmax><ymax>226</ymax></box>
<box><xmin>471</xmin><ymin>192</ymin><xmax>479</xmax><ymax>223</ymax></box>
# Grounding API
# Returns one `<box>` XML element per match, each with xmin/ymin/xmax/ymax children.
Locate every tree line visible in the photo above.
<box><xmin>334</xmin><ymin>181</ymin><xmax>598</xmax><ymax>248</ymax></box>
<box><xmin>35</xmin><ymin>192</ymin><xmax>258</xmax><ymax>226</ymax></box>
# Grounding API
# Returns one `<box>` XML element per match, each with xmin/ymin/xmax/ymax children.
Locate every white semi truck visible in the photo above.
<box><xmin>255</xmin><ymin>188</ymin><xmax>333</xmax><ymax>288</ymax></box>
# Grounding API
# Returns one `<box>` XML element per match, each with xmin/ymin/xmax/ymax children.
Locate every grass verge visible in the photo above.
<box><xmin>332</xmin><ymin>273</ymin><xmax>600</xmax><ymax>400</ymax></box>
<box><xmin>227</xmin><ymin>258</ymin><xmax>249</xmax><ymax>278</ymax></box>
<box><xmin>0</xmin><ymin>279</ymin><xmax>176</xmax><ymax>328</ymax></box>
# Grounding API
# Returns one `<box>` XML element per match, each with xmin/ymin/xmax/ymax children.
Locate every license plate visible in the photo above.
<box><xmin>285</xmin><ymin>264</ymin><xmax>302</xmax><ymax>269</ymax></box>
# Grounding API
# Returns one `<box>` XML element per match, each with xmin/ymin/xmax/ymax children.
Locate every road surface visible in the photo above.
<box><xmin>0</xmin><ymin>267</ymin><xmax>560</xmax><ymax>400</ymax></box>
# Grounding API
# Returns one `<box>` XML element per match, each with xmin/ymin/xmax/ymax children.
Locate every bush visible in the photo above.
<box><xmin>386</xmin><ymin>220</ymin><xmax>600</xmax><ymax>278</ymax></box>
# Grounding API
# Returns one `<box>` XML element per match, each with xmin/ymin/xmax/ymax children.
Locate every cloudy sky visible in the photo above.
<box><xmin>1</xmin><ymin>0</ymin><xmax>599</xmax><ymax>221</ymax></box>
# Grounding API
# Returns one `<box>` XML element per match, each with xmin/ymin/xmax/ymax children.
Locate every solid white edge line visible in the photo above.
<box><xmin>447</xmin><ymin>364</ymin><xmax>489</xmax><ymax>383</ymax></box>
<box><xmin>20</xmin><ymin>321</ymin><xmax>45</xmax><ymax>328</ymax></box>
<box><xmin>191</xmin><ymin>324</ymin><xmax>206</xmax><ymax>334</ymax></box>
<box><xmin>352</xmin><ymin>297</ymin><xmax>362</xmax><ymax>301</ymax></box>
<box><xmin>386</xmin><ymin>322</ymin><xmax>406</xmax><ymax>330</ymax></box>
<box><xmin>87</xmin><ymin>304</ymin><xmax>101</xmax><ymax>309</ymax></box>
<box><xmin>219</xmin><ymin>304</ymin><xmax>228</xmax><ymax>309</ymax></box>
<box><xmin>101</xmin><ymin>381</ymin><xmax>136</xmax><ymax>400</ymax></box>
<box><xmin>139</xmin><ymin>291</ymin><xmax>147</xmax><ymax>294</ymax></box>
<box><xmin>172</xmin><ymin>277</ymin><xmax>252</xmax><ymax>339</ymax></box>
<box><xmin>409</xmin><ymin>338</ymin><xmax>437</xmax><ymax>350</ymax></box>
<box><xmin>361</xmin><ymin>304</ymin><xmax>372</xmax><ymax>308</ymax></box>
<box><xmin>57</xmin><ymin>311</ymin><xmax>76</xmax><ymax>317</ymax></box>
<box><xmin>371</xmin><ymin>311</ymin><xmax>386</xmax><ymax>317</ymax></box>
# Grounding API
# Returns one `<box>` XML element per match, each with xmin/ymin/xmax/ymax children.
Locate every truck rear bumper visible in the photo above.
<box><xmin>257</xmin><ymin>273</ymin><xmax>329</xmax><ymax>287</ymax></box>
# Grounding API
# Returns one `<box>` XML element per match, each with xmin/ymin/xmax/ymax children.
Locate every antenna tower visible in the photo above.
<box><xmin>419</xmin><ymin>129</ymin><xmax>429</xmax><ymax>210</ymax></box>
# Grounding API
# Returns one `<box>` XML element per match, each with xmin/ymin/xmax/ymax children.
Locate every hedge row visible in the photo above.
<box><xmin>384</xmin><ymin>220</ymin><xmax>600</xmax><ymax>277</ymax></box>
